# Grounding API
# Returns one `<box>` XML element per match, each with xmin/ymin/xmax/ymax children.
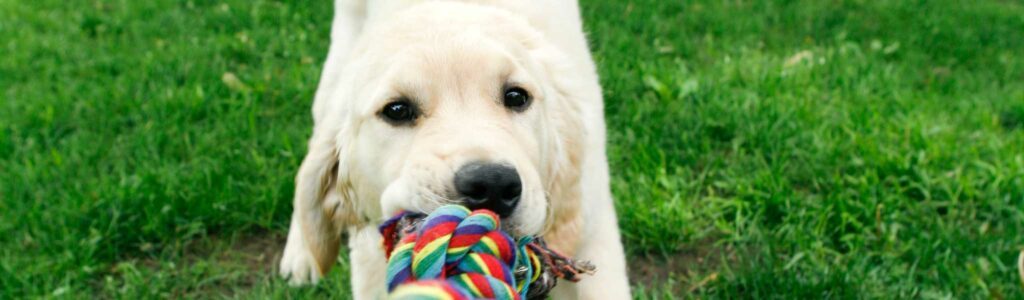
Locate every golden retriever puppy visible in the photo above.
<box><xmin>278</xmin><ymin>0</ymin><xmax>630</xmax><ymax>298</ymax></box>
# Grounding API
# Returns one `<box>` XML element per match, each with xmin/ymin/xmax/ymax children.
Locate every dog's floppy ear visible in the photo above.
<box><xmin>285</xmin><ymin>121</ymin><xmax>360</xmax><ymax>279</ymax></box>
<box><xmin>524</xmin><ymin>41</ymin><xmax>590</xmax><ymax>255</ymax></box>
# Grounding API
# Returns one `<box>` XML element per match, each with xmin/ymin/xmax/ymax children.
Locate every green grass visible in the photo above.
<box><xmin>2</xmin><ymin>0</ymin><xmax>1023</xmax><ymax>298</ymax></box>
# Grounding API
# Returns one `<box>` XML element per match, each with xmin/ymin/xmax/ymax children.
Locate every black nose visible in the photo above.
<box><xmin>453</xmin><ymin>162</ymin><xmax>521</xmax><ymax>218</ymax></box>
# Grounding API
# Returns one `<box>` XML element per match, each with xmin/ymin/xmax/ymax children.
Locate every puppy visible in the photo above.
<box><xmin>278</xmin><ymin>1</ymin><xmax>630</xmax><ymax>298</ymax></box>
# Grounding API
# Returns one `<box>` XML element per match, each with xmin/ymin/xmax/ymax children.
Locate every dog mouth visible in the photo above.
<box><xmin>378</xmin><ymin>207</ymin><xmax>594</xmax><ymax>299</ymax></box>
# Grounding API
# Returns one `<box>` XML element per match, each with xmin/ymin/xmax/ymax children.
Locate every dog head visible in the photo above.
<box><xmin>299</xmin><ymin>2</ymin><xmax>586</xmax><ymax>237</ymax></box>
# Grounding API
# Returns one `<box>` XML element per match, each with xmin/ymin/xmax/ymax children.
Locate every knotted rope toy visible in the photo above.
<box><xmin>379</xmin><ymin>205</ymin><xmax>595</xmax><ymax>300</ymax></box>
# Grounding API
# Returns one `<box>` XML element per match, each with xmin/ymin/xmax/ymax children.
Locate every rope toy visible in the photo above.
<box><xmin>379</xmin><ymin>205</ymin><xmax>595</xmax><ymax>300</ymax></box>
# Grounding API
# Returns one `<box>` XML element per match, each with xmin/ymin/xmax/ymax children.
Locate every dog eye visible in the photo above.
<box><xmin>381</xmin><ymin>100</ymin><xmax>418</xmax><ymax>124</ymax></box>
<box><xmin>503</xmin><ymin>87</ymin><xmax>531</xmax><ymax>111</ymax></box>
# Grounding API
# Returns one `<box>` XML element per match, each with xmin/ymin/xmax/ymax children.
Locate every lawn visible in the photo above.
<box><xmin>2</xmin><ymin>0</ymin><xmax>1023</xmax><ymax>298</ymax></box>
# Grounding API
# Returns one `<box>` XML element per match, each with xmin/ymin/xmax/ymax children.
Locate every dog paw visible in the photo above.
<box><xmin>279</xmin><ymin>237</ymin><xmax>322</xmax><ymax>285</ymax></box>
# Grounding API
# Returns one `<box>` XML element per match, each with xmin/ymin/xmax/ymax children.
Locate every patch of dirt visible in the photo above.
<box><xmin>180</xmin><ymin>230</ymin><xmax>288</xmax><ymax>290</ymax></box>
<box><xmin>205</xmin><ymin>231</ymin><xmax>287</xmax><ymax>274</ymax></box>
<box><xmin>94</xmin><ymin>230</ymin><xmax>289</xmax><ymax>298</ymax></box>
<box><xmin>628</xmin><ymin>239</ymin><xmax>738</xmax><ymax>294</ymax></box>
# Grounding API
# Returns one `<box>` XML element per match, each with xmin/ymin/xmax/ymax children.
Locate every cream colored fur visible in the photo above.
<box><xmin>279</xmin><ymin>1</ymin><xmax>630</xmax><ymax>298</ymax></box>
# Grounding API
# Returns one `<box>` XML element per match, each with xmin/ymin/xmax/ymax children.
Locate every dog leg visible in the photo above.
<box><xmin>279</xmin><ymin>132</ymin><xmax>346</xmax><ymax>285</ymax></box>
<box><xmin>547</xmin><ymin>207</ymin><xmax>630</xmax><ymax>300</ymax></box>
<box><xmin>349</xmin><ymin>226</ymin><xmax>389</xmax><ymax>300</ymax></box>
<box><xmin>552</xmin><ymin>150</ymin><xmax>631</xmax><ymax>299</ymax></box>
<box><xmin>571</xmin><ymin>205</ymin><xmax>631</xmax><ymax>299</ymax></box>
<box><xmin>280</xmin><ymin>210</ymin><xmax>335</xmax><ymax>285</ymax></box>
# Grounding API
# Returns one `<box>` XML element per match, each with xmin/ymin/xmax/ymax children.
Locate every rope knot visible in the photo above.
<box><xmin>379</xmin><ymin>205</ymin><xmax>594</xmax><ymax>300</ymax></box>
